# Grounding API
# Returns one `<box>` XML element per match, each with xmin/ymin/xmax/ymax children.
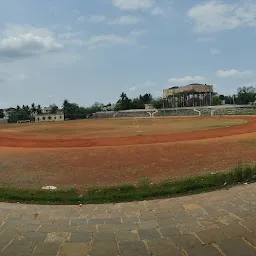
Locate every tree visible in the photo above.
<box><xmin>63</xmin><ymin>99</ymin><xmax>80</xmax><ymax>120</ymax></box>
<box><xmin>8</xmin><ymin>108</ymin><xmax>31</xmax><ymax>123</ymax></box>
<box><xmin>31</xmin><ymin>103</ymin><xmax>36</xmax><ymax>113</ymax></box>
<box><xmin>212</xmin><ymin>95</ymin><xmax>221</xmax><ymax>106</ymax></box>
<box><xmin>152</xmin><ymin>97</ymin><xmax>165</xmax><ymax>109</ymax></box>
<box><xmin>0</xmin><ymin>109</ymin><xmax>4</xmax><ymax>118</ymax></box>
<box><xmin>219</xmin><ymin>95</ymin><xmax>225</xmax><ymax>101</ymax></box>
<box><xmin>36</xmin><ymin>105</ymin><xmax>42</xmax><ymax>114</ymax></box>
<box><xmin>115</xmin><ymin>92</ymin><xmax>132</xmax><ymax>110</ymax></box>
<box><xmin>139</xmin><ymin>93</ymin><xmax>153</xmax><ymax>104</ymax></box>
<box><xmin>50</xmin><ymin>104</ymin><xmax>59</xmax><ymax>114</ymax></box>
<box><xmin>237</xmin><ymin>86</ymin><xmax>256</xmax><ymax>105</ymax></box>
<box><xmin>131</xmin><ymin>98</ymin><xmax>144</xmax><ymax>109</ymax></box>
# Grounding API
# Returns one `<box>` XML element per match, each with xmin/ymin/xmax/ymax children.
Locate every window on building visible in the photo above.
<box><xmin>42</xmin><ymin>117</ymin><xmax>46</xmax><ymax>120</ymax></box>
<box><xmin>48</xmin><ymin>116</ymin><xmax>52</xmax><ymax>120</ymax></box>
<box><xmin>54</xmin><ymin>117</ymin><xmax>56</xmax><ymax>120</ymax></box>
<box><xmin>38</xmin><ymin>118</ymin><xmax>40</xmax><ymax>121</ymax></box>
<box><xmin>60</xmin><ymin>116</ymin><xmax>62</xmax><ymax>119</ymax></box>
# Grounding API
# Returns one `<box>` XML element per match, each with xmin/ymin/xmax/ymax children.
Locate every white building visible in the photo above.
<box><xmin>34</xmin><ymin>113</ymin><xmax>64</xmax><ymax>123</ymax></box>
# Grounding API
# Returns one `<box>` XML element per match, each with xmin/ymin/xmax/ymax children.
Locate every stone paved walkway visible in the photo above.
<box><xmin>0</xmin><ymin>184</ymin><xmax>256</xmax><ymax>256</ymax></box>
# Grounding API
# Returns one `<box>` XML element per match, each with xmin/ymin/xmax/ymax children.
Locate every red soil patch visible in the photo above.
<box><xmin>0</xmin><ymin>116</ymin><xmax>255</xmax><ymax>148</ymax></box>
<box><xmin>0</xmin><ymin>116</ymin><xmax>256</xmax><ymax>188</ymax></box>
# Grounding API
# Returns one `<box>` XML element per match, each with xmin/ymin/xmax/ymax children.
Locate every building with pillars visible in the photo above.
<box><xmin>163</xmin><ymin>83</ymin><xmax>214</xmax><ymax>108</ymax></box>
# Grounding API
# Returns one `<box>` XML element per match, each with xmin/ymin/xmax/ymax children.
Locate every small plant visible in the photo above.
<box><xmin>138</xmin><ymin>176</ymin><xmax>151</xmax><ymax>188</ymax></box>
<box><xmin>0</xmin><ymin>163</ymin><xmax>255</xmax><ymax>204</ymax></box>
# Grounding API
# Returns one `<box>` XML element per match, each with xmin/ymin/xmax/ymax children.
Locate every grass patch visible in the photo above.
<box><xmin>0</xmin><ymin>164</ymin><xmax>255</xmax><ymax>204</ymax></box>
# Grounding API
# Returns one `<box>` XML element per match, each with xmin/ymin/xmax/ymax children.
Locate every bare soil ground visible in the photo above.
<box><xmin>0</xmin><ymin>116</ymin><xmax>256</xmax><ymax>188</ymax></box>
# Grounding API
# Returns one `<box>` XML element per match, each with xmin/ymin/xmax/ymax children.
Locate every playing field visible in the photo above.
<box><xmin>0</xmin><ymin>116</ymin><xmax>256</xmax><ymax>189</ymax></box>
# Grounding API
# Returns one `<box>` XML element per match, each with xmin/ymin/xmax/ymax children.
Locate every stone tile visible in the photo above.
<box><xmin>217</xmin><ymin>237</ymin><xmax>256</xmax><ymax>256</ymax></box>
<box><xmin>121</xmin><ymin>216</ymin><xmax>139</xmax><ymax>223</ymax></box>
<box><xmin>138</xmin><ymin>228</ymin><xmax>161</xmax><ymax>240</ymax></box>
<box><xmin>171</xmin><ymin>210</ymin><xmax>193</xmax><ymax>223</ymax></box>
<box><xmin>105</xmin><ymin>217</ymin><xmax>121</xmax><ymax>224</ymax></box>
<box><xmin>220</xmin><ymin>223</ymin><xmax>249</xmax><ymax>238</ymax></box>
<box><xmin>59</xmin><ymin>243</ymin><xmax>89</xmax><ymax>256</ymax></box>
<box><xmin>115</xmin><ymin>230</ymin><xmax>138</xmax><ymax>242</ymax></box>
<box><xmin>240</xmin><ymin>218</ymin><xmax>256</xmax><ymax>233</ymax></box>
<box><xmin>156</xmin><ymin>218</ymin><xmax>176</xmax><ymax>228</ymax></box>
<box><xmin>159</xmin><ymin>226</ymin><xmax>181</xmax><ymax>237</ymax></box>
<box><xmin>116</xmin><ymin>223</ymin><xmax>137</xmax><ymax>231</ymax></box>
<box><xmin>97</xmin><ymin>223</ymin><xmax>119</xmax><ymax>231</ymax></box>
<box><xmin>139</xmin><ymin>214</ymin><xmax>156</xmax><ymax>222</ymax></box>
<box><xmin>119</xmin><ymin>241</ymin><xmax>148</xmax><ymax>256</ymax></box>
<box><xmin>93</xmin><ymin>231</ymin><xmax>115</xmax><ymax>242</ymax></box>
<box><xmin>176</xmin><ymin>222</ymin><xmax>203</xmax><ymax>234</ymax></box>
<box><xmin>90</xmin><ymin>241</ymin><xmax>118</xmax><ymax>256</ymax></box>
<box><xmin>196</xmin><ymin>228</ymin><xmax>227</xmax><ymax>244</ymax></box>
<box><xmin>197</xmin><ymin>216</ymin><xmax>224</xmax><ymax>230</ymax></box>
<box><xmin>242</xmin><ymin>231</ymin><xmax>256</xmax><ymax>247</ymax></box>
<box><xmin>70</xmin><ymin>219</ymin><xmax>88</xmax><ymax>225</ymax></box>
<box><xmin>23</xmin><ymin>232</ymin><xmax>47</xmax><ymax>243</ymax></box>
<box><xmin>217</xmin><ymin>213</ymin><xmax>242</xmax><ymax>225</ymax></box>
<box><xmin>147</xmin><ymin>238</ymin><xmax>182</xmax><ymax>256</ymax></box>
<box><xmin>58</xmin><ymin>224</ymin><xmax>78</xmax><ymax>232</ymax></box>
<box><xmin>88</xmin><ymin>218</ymin><xmax>106</xmax><ymax>224</ymax></box>
<box><xmin>137</xmin><ymin>220</ymin><xmax>158</xmax><ymax>229</ymax></box>
<box><xmin>0</xmin><ymin>229</ymin><xmax>18</xmax><ymax>249</ymax></box>
<box><xmin>17</xmin><ymin>223</ymin><xmax>41</xmax><ymax>233</ymax></box>
<box><xmin>183</xmin><ymin>204</ymin><xmax>208</xmax><ymax>217</ymax></box>
<box><xmin>38</xmin><ymin>224</ymin><xmax>60</xmax><ymax>233</ymax></box>
<box><xmin>185</xmin><ymin>244</ymin><xmax>222</xmax><ymax>256</ymax></box>
<box><xmin>44</xmin><ymin>232</ymin><xmax>69</xmax><ymax>244</ymax></box>
<box><xmin>69</xmin><ymin>232</ymin><xmax>92</xmax><ymax>243</ymax></box>
<box><xmin>2</xmin><ymin>239</ymin><xmax>36</xmax><ymax>256</ymax></box>
<box><xmin>171</xmin><ymin>234</ymin><xmax>202</xmax><ymax>249</ymax></box>
<box><xmin>77</xmin><ymin>223</ymin><xmax>97</xmax><ymax>232</ymax></box>
<box><xmin>32</xmin><ymin>242</ymin><xmax>61</xmax><ymax>256</ymax></box>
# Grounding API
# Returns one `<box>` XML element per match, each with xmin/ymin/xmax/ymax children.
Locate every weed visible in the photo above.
<box><xmin>0</xmin><ymin>164</ymin><xmax>255</xmax><ymax>204</ymax></box>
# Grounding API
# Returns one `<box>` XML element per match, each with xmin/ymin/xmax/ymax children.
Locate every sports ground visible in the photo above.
<box><xmin>0</xmin><ymin>116</ymin><xmax>256</xmax><ymax>189</ymax></box>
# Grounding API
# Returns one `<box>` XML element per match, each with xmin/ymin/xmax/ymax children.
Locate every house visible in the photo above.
<box><xmin>34</xmin><ymin>113</ymin><xmax>64</xmax><ymax>123</ymax></box>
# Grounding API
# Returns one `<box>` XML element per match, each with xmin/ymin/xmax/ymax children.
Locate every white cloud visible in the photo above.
<box><xmin>77</xmin><ymin>15</ymin><xmax>106</xmax><ymax>23</ymax></box>
<box><xmin>0</xmin><ymin>70</ymin><xmax>27</xmax><ymax>83</ymax></box>
<box><xmin>58</xmin><ymin>31</ymin><xmax>83</xmax><ymax>39</ymax></box>
<box><xmin>86</xmin><ymin>34</ymin><xmax>132</xmax><ymax>50</ymax></box>
<box><xmin>129</xmin><ymin>30</ymin><xmax>146</xmax><ymax>36</ymax></box>
<box><xmin>77</xmin><ymin>16</ymin><xmax>86</xmax><ymax>22</ymax></box>
<box><xmin>168</xmin><ymin>76</ymin><xmax>205</xmax><ymax>85</ymax></box>
<box><xmin>0</xmin><ymin>24</ymin><xmax>63</xmax><ymax>60</ymax></box>
<box><xmin>151</xmin><ymin>7</ymin><xmax>164</xmax><ymax>16</ymax></box>
<box><xmin>216</xmin><ymin>69</ymin><xmax>252</xmax><ymax>78</ymax></box>
<box><xmin>129</xmin><ymin>80</ymin><xmax>156</xmax><ymax>92</ymax></box>
<box><xmin>86</xmin><ymin>28</ymin><xmax>145</xmax><ymax>50</ymax></box>
<box><xmin>88</xmin><ymin>15</ymin><xmax>106</xmax><ymax>23</ymax></box>
<box><xmin>109</xmin><ymin>15</ymin><xmax>142</xmax><ymax>25</ymax></box>
<box><xmin>197</xmin><ymin>37</ymin><xmax>215</xmax><ymax>43</ymax></box>
<box><xmin>129</xmin><ymin>86</ymin><xmax>136</xmax><ymax>91</ymax></box>
<box><xmin>188</xmin><ymin>1</ymin><xmax>256</xmax><ymax>33</ymax></box>
<box><xmin>211</xmin><ymin>48</ymin><xmax>220</xmax><ymax>56</ymax></box>
<box><xmin>113</xmin><ymin>0</ymin><xmax>153</xmax><ymax>11</ymax></box>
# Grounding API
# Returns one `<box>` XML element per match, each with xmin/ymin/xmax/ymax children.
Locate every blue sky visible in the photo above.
<box><xmin>0</xmin><ymin>0</ymin><xmax>255</xmax><ymax>108</ymax></box>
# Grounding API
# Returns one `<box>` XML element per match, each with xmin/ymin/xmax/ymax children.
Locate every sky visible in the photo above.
<box><xmin>0</xmin><ymin>0</ymin><xmax>255</xmax><ymax>108</ymax></box>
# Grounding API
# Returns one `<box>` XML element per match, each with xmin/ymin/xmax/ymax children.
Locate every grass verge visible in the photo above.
<box><xmin>0</xmin><ymin>164</ymin><xmax>255</xmax><ymax>205</ymax></box>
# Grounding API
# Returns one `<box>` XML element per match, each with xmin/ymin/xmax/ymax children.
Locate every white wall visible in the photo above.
<box><xmin>35</xmin><ymin>114</ymin><xmax>64</xmax><ymax>122</ymax></box>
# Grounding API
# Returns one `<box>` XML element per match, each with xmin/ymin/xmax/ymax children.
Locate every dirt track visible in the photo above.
<box><xmin>0</xmin><ymin>117</ymin><xmax>255</xmax><ymax>148</ymax></box>
<box><xmin>0</xmin><ymin>116</ymin><xmax>256</xmax><ymax>188</ymax></box>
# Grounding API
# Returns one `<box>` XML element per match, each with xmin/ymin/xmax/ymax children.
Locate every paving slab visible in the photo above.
<box><xmin>0</xmin><ymin>184</ymin><xmax>255</xmax><ymax>256</ymax></box>
<box><xmin>217</xmin><ymin>237</ymin><xmax>256</xmax><ymax>256</ymax></box>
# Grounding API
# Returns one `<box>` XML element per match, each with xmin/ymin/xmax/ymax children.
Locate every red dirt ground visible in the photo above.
<box><xmin>0</xmin><ymin>116</ymin><xmax>256</xmax><ymax>188</ymax></box>
<box><xmin>0</xmin><ymin>116</ymin><xmax>255</xmax><ymax>148</ymax></box>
